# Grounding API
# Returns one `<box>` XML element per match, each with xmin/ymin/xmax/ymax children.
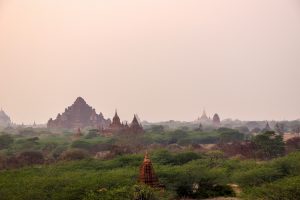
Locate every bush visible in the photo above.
<box><xmin>167</xmin><ymin>130</ymin><xmax>188</xmax><ymax>144</ymax></box>
<box><xmin>52</xmin><ymin>146</ymin><xmax>68</xmax><ymax>160</ymax></box>
<box><xmin>172</xmin><ymin>152</ymin><xmax>201</xmax><ymax>165</ymax></box>
<box><xmin>83</xmin><ymin>187</ymin><xmax>133</xmax><ymax>200</ymax></box>
<box><xmin>148</xmin><ymin>125</ymin><xmax>165</xmax><ymax>132</ymax></box>
<box><xmin>0</xmin><ymin>154</ymin><xmax>7</xmax><ymax>169</ymax></box>
<box><xmin>244</xmin><ymin>176</ymin><xmax>300</xmax><ymax>200</ymax></box>
<box><xmin>83</xmin><ymin>185</ymin><xmax>158</xmax><ymax>200</ymax></box>
<box><xmin>0</xmin><ymin>134</ymin><xmax>14</xmax><ymax>149</ymax></box>
<box><xmin>85</xmin><ymin>129</ymin><xmax>99</xmax><ymax>139</ymax></box>
<box><xmin>152</xmin><ymin>150</ymin><xmax>201</xmax><ymax>165</ymax></box>
<box><xmin>286</xmin><ymin>137</ymin><xmax>300</xmax><ymax>153</ymax></box>
<box><xmin>17</xmin><ymin>151</ymin><xmax>44</xmax><ymax>166</ymax></box>
<box><xmin>71</xmin><ymin>141</ymin><xmax>93</xmax><ymax>151</ymax></box>
<box><xmin>253</xmin><ymin>131</ymin><xmax>285</xmax><ymax>160</ymax></box>
<box><xmin>233</xmin><ymin>166</ymin><xmax>283</xmax><ymax>187</ymax></box>
<box><xmin>172</xmin><ymin>168</ymin><xmax>234</xmax><ymax>199</ymax></box>
<box><xmin>133</xmin><ymin>184</ymin><xmax>158</xmax><ymax>200</ymax></box>
<box><xmin>60</xmin><ymin>149</ymin><xmax>89</xmax><ymax>161</ymax></box>
<box><xmin>218</xmin><ymin>128</ymin><xmax>244</xmax><ymax>143</ymax></box>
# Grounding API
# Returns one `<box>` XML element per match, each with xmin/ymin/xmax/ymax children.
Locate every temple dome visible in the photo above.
<box><xmin>213</xmin><ymin>113</ymin><xmax>221</xmax><ymax>125</ymax></box>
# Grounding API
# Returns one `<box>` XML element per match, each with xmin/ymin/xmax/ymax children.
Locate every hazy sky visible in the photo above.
<box><xmin>0</xmin><ymin>0</ymin><xmax>300</xmax><ymax>124</ymax></box>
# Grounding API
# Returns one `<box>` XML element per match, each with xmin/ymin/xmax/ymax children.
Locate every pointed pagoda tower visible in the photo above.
<box><xmin>111</xmin><ymin>110</ymin><xmax>122</xmax><ymax>128</ymax></box>
<box><xmin>139</xmin><ymin>152</ymin><xmax>160</xmax><ymax>187</ymax></box>
<box><xmin>199</xmin><ymin>109</ymin><xmax>209</xmax><ymax>122</ymax></box>
<box><xmin>262</xmin><ymin>121</ymin><xmax>272</xmax><ymax>132</ymax></box>
<box><xmin>130</xmin><ymin>114</ymin><xmax>144</xmax><ymax>133</ymax></box>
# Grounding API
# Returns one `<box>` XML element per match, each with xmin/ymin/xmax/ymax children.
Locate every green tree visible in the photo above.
<box><xmin>253</xmin><ymin>131</ymin><xmax>285</xmax><ymax>160</ymax></box>
<box><xmin>274</xmin><ymin>123</ymin><xmax>285</xmax><ymax>135</ymax></box>
<box><xmin>218</xmin><ymin>128</ymin><xmax>244</xmax><ymax>143</ymax></box>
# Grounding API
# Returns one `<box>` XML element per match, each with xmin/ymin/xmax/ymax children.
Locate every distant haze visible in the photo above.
<box><xmin>0</xmin><ymin>0</ymin><xmax>300</xmax><ymax>124</ymax></box>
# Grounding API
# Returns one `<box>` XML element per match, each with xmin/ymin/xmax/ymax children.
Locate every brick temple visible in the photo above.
<box><xmin>138</xmin><ymin>152</ymin><xmax>161</xmax><ymax>188</ymax></box>
<box><xmin>102</xmin><ymin>110</ymin><xmax>144</xmax><ymax>135</ymax></box>
<box><xmin>47</xmin><ymin>97</ymin><xmax>144</xmax><ymax>134</ymax></box>
<box><xmin>47</xmin><ymin>97</ymin><xmax>110</xmax><ymax>129</ymax></box>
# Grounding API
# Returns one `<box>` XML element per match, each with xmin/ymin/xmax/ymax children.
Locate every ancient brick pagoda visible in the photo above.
<box><xmin>47</xmin><ymin>97</ymin><xmax>144</xmax><ymax>134</ymax></box>
<box><xmin>47</xmin><ymin>97</ymin><xmax>110</xmax><ymax>129</ymax></box>
<box><xmin>102</xmin><ymin>111</ymin><xmax>144</xmax><ymax>135</ymax></box>
<box><xmin>138</xmin><ymin>152</ymin><xmax>161</xmax><ymax>188</ymax></box>
<box><xmin>130</xmin><ymin>115</ymin><xmax>144</xmax><ymax>133</ymax></box>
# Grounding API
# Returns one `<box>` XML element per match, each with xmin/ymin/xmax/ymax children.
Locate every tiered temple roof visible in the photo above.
<box><xmin>47</xmin><ymin>97</ymin><xmax>110</xmax><ymax>129</ymax></box>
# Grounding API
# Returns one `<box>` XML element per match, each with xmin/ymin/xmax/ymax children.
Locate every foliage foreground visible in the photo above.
<box><xmin>0</xmin><ymin>150</ymin><xmax>300</xmax><ymax>200</ymax></box>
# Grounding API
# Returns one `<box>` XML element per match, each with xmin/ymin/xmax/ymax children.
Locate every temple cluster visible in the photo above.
<box><xmin>47</xmin><ymin>97</ymin><xmax>144</xmax><ymax>134</ymax></box>
<box><xmin>196</xmin><ymin>110</ymin><xmax>221</xmax><ymax>127</ymax></box>
<box><xmin>102</xmin><ymin>111</ymin><xmax>144</xmax><ymax>135</ymax></box>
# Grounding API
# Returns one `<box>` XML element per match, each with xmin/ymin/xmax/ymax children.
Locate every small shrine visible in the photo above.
<box><xmin>139</xmin><ymin>152</ymin><xmax>162</xmax><ymax>188</ymax></box>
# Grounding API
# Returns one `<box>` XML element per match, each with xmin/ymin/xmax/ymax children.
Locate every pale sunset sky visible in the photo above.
<box><xmin>0</xmin><ymin>0</ymin><xmax>300</xmax><ymax>124</ymax></box>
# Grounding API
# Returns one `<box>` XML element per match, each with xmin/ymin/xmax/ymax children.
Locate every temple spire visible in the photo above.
<box><xmin>144</xmin><ymin>151</ymin><xmax>149</xmax><ymax>161</ymax></box>
<box><xmin>114</xmin><ymin>109</ymin><xmax>119</xmax><ymax>118</ymax></box>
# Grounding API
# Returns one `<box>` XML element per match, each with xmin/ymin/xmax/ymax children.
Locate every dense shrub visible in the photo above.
<box><xmin>167</xmin><ymin>130</ymin><xmax>188</xmax><ymax>144</ymax></box>
<box><xmin>85</xmin><ymin>129</ymin><xmax>99</xmax><ymax>139</ymax></box>
<box><xmin>233</xmin><ymin>166</ymin><xmax>283</xmax><ymax>187</ymax></box>
<box><xmin>52</xmin><ymin>146</ymin><xmax>68</xmax><ymax>160</ymax></box>
<box><xmin>285</xmin><ymin>137</ymin><xmax>300</xmax><ymax>153</ymax></box>
<box><xmin>243</xmin><ymin>176</ymin><xmax>300</xmax><ymax>200</ymax></box>
<box><xmin>218</xmin><ymin>128</ymin><xmax>245</xmax><ymax>143</ymax></box>
<box><xmin>152</xmin><ymin>150</ymin><xmax>201</xmax><ymax>165</ymax></box>
<box><xmin>90</xmin><ymin>143</ymin><xmax>113</xmax><ymax>153</ymax></box>
<box><xmin>83</xmin><ymin>185</ymin><xmax>158</xmax><ymax>200</ymax></box>
<box><xmin>83</xmin><ymin>187</ymin><xmax>133</xmax><ymax>200</ymax></box>
<box><xmin>0</xmin><ymin>134</ymin><xmax>14</xmax><ymax>149</ymax></box>
<box><xmin>253</xmin><ymin>131</ymin><xmax>285</xmax><ymax>160</ymax></box>
<box><xmin>148</xmin><ymin>125</ymin><xmax>165</xmax><ymax>132</ymax></box>
<box><xmin>0</xmin><ymin>154</ymin><xmax>6</xmax><ymax>169</ymax></box>
<box><xmin>60</xmin><ymin>149</ymin><xmax>89</xmax><ymax>161</ymax></box>
<box><xmin>218</xmin><ymin>141</ymin><xmax>256</xmax><ymax>158</ymax></box>
<box><xmin>17</xmin><ymin>151</ymin><xmax>44</xmax><ymax>166</ymax></box>
<box><xmin>71</xmin><ymin>141</ymin><xmax>93</xmax><ymax>151</ymax></box>
<box><xmin>271</xmin><ymin>152</ymin><xmax>300</xmax><ymax>176</ymax></box>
